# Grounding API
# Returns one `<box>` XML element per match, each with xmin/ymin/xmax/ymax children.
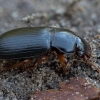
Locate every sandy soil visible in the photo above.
<box><xmin>0</xmin><ymin>0</ymin><xmax>100</xmax><ymax>100</ymax></box>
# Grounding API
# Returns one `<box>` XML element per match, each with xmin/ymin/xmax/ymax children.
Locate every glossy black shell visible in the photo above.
<box><xmin>0</xmin><ymin>27</ymin><xmax>90</xmax><ymax>59</ymax></box>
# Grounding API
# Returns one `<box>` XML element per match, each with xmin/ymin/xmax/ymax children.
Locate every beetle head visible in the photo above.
<box><xmin>76</xmin><ymin>37</ymin><xmax>91</xmax><ymax>59</ymax></box>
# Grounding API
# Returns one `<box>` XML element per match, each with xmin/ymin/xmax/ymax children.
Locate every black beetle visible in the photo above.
<box><xmin>0</xmin><ymin>27</ymin><xmax>99</xmax><ymax>72</ymax></box>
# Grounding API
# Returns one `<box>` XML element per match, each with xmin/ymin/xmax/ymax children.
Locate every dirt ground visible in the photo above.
<box><xmin>0</xmin><ymin>0</ymin><xmax>100</xmax><ymax>100</ymax></box>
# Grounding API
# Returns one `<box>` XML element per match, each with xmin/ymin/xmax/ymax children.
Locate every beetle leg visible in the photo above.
<box><xmin>24</xmin><ymin>55</ymin><xmax>49</xmax><ymax>70</ymax></box>
<box><xmin>1</xmin><ymin>59</ymin><xmax>32</xmax><ymax>71</ymax></box>
<box><xmin>34</xmin><ymin>56</ymin><xmax>49</xmax><ymax>68</ymax></box>
<box><xmin>84</xmin><ymin>56</ymin><xmax>100</xmax><ymax>73</ymax></box>
<box><xmin>58</xmin><ymin>54</ymin><xmax>67</xmax><ymax>74</ymax></box>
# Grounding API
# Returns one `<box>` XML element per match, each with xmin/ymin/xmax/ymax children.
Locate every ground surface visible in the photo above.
<box><xmin>0</xmin><ymin>0</ymin><xmax>100</xmax><ymax>100</ymax></box>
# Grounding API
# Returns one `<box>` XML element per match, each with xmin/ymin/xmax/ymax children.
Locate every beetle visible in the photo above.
<box><xmin>0</xmin><ymin>27</ymin><xmax>100</xmax><ymax>73</ymax></box>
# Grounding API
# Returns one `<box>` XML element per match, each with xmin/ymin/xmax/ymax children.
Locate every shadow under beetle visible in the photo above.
<box><xmin>0</xmin><ymin>27</ymin><xmax>100</xmax><ymax>73</ymax></box>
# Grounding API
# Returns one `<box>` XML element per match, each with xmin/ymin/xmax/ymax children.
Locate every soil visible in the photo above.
<box><xmin>0</xmin><ymin>0</ymin><xmax>100</xmax><ymax>100</ymax></box>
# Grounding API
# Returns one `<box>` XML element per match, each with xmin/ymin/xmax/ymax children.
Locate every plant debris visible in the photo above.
<box><xmin>30</xmin><ymin>78</ymin><xmax>100</xmax><ymax>100</ymax></box>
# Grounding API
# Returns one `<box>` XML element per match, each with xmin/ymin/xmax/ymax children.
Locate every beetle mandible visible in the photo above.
<box><xmin>0</xmin><ymin>27</ymin><xmax>100</xmax><ymax>73</ymax></box>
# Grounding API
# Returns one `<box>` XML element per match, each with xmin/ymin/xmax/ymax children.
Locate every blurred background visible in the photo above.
<box><xmin>0</xmin><ymin>0</ymin><xmax>100</xmax><ymax>37</ymax></box>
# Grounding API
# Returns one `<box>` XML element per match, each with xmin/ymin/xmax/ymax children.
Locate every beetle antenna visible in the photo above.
<box><xmin>86</xmin><ymin>59</ymin><xmax>100</xmax><ymax>73</ymax></box>
<box><xmin>84</xmin><ymin>55</ymin><xmax>100</xmax><ymax>73</ymax></box>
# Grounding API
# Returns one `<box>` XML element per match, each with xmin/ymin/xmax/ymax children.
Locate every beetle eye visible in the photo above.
<box><xmin>78</xmin><ymin>51</ymin><xmax>84</xmax><ymax>57</ymax></box>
